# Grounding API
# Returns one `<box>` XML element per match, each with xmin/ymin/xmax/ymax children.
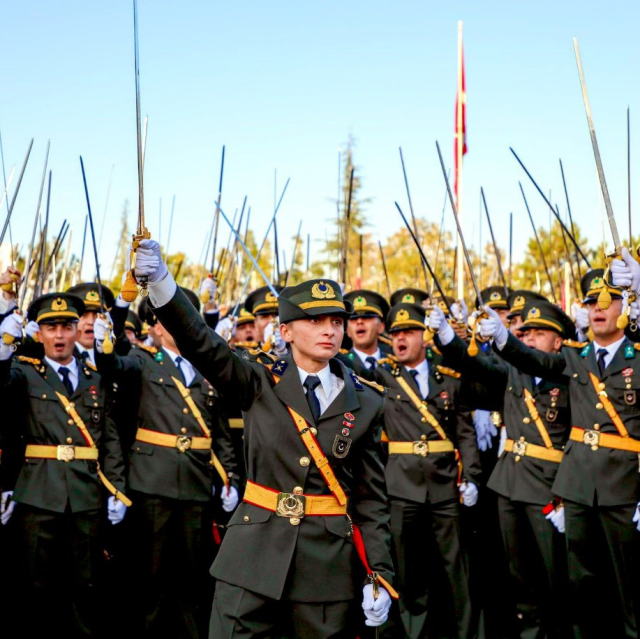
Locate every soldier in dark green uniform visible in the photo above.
<box><xmin>132</xmin><ymin>238</ymin><xmax>397</xmax><ymax>637</ymax></box>
<box><xmin>506</xmin><ymin>290</ymin><xmax>548</xmax><ymax>340</ymax></box>
<box><xmin>337</xmin><ymin>289</ymin><xmax>390</xmax><ymax>381</ymax></box>
<box><xmin>94</xmin><ymin>287</ymin><xmax>238</xmax><ymax>638</ymax></box>
<box><xmin>0</xmin><ymin>292</ymin><xmax>128</xmax><ymax>638</ymax></box>
<box><xmin>479</xmin><ymin>269</ymin><xmax>640</xmax><ymax>636</ymax></box>
<box><xmin>245</xmin><ymin>285</ymin><xmax>283</xmax><ymax>344</ymax></box>
<box><xmin>431</xmin><ymin>299</ymin><xmax>574</xmax><ymax>638</ymax></box>
<box><xmin>375</xmin><ymin>302</ymin><xmax>481</xmax><ymax>639</ymax></box>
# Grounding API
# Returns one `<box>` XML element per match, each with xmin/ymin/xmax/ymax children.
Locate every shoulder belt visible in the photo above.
<box><xmin>270</xmin><ymin>373</ymin><xmax>347</xmax><ymax>506</ymax></box>
<box><xmin>170</xmin><ymin>375</ymin><xmax>229</xmax><ymax>488</ymax></box>
<box><xmin>356</xmin><ymin>375</ymin><xmax>386</xmax><ymax>394</ymax></box>
<box><xmin>436</xmin><ymin>365</ymin><xmax>461</xmax><ymax>379</ymax></box>
<box><xmin>588</xmin><ymin>372</ymin><xmax>630</xmax><ymax>437</ymax></box>
<box><xmin>563</xmin><ymin>339</ymin><xmax>588</xmax><ymax>349</ymax></box>
<box><xmin>395</xmin><ymin>376</ymin><xmax>448</xmax><ymax>441</ymax></box>
<box><xmin>522</xmin><ymin>389</ymin><xmax>555</xmax><ymax>449</ymax></box>
<box><xmin>55</xmin><ymin>392</ymin><xmax>132</xmax><ymax>507</ymax></box>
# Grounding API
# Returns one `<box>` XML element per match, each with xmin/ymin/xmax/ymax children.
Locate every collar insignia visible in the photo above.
<box><xmin>350</xmin><ymin>371</ymin><xmax>364</xmax><ymax>390</ymax></box>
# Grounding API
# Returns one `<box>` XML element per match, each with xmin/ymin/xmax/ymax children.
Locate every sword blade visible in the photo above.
<box><xmin>133</xmin><ymin>0</ymin><xmax>145</xmax><ymax>236</ymax></box>
<box><xmin>0</xmin><ymin>138</ymin><xmax>34</xmax><ymax>246</ymax></box>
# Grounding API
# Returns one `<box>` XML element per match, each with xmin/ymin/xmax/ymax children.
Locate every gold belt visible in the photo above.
<box><xmin>25</xmin><ymin>444</ymin><xmax>100</xmax><ymax>462</ymax></box>
<box><xmin>135</xmin><ymin>427</ymin><xmax>212</xmax><ymax>452</ymax></box>
<box><xmin>504</xmin><ymin>438</ymin><xmax>563</xmax><ymax>463</ymax></box>
<box><xmin>243</xmin><ymin>480</ymin><xmax>347</xmax><ymax>524</ymax></box>
<box><xmin>228</xmin><ymin>418</ymin><xmax>244</xmax><ymax>429</ymax></box>
<box><xmin>388</xmin><ymin>440</ymin><xmax>455</xmax><ymax>457</ymax></box>
<box><xmin>570</xmin><ymin>426</ymin><xmax>640</xmax><ymax>453</ymax></box>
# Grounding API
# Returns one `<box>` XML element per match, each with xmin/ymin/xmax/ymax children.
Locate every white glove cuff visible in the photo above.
<box><xmin>438</xmin><ymin>321</ymin><xmax>455</xmax><ymax>346</ymax></box>
<box><xmin>148</xmin><ymin>272</ymin><xmax>177</xmax><ymax>309</ymax></box>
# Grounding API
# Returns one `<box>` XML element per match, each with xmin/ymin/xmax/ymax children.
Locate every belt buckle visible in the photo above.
<box><xmin>413</xmin><ymin>441</ymin><xmax>429</xmax><ymax>457</ymax></box>
<box><xmin>512</xmin><ymin>440</ymin><xmax>527</xmax><ymax>457</ymax></box>
<box><xmin>582</xmin><ymin>429</ymin><xmax>600</xmax><ymax>450</ymax></box>
<box><xmin>276</xmin><ymin>492</ymin><xmax>306</xmax><ymax>519</ymax></box>
<box><xmin>57</xmin><ymin>445</ymin><xmax>75</xmax><ymax>462</ymax></box>
<box><xmin>176</xmin><ymin>436</ymin><xmax>192</xmax><ymax>453</ymax></box>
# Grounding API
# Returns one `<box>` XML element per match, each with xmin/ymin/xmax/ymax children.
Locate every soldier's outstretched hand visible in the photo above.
<box><xmin>479</xmin><ymin>305</ymin><xmax>508</xmax><ymax>347</ymax></box>
<box><xmin>134</xmin><ymin>239</ymin><xmax>168</xmax><ymax>284</ymax></box>
<box><xmin>428</xmin><ymin>305</ymin><xmax>454</xmax><ymax>345</ymax></box>
<box><xmin>611</xmin><ymin>247</ymin><xmax>640</xmax><ymax>294</ymax></box>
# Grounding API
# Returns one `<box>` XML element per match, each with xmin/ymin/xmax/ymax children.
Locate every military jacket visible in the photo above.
<box><xmin>0</xmin><ymin>355</ymin><xmax>125</xmax><ymax>513</ymax></box>
<box><xmin>499</xmin><ymin>333</ymin><xmax>640</xmax><ymax>506</ymax></box>
<box><xmin>96</xmin><ymin>344</ymin><xmax>237</xmax><ymax>502</ymax></box>
<box><xmin>375</xmin><ymin>357</ymin><xmax>482</xmax><ymax>505</ymax></box>
<box><xmin>437</xmin><ymin>334</ymin><xmax>570</xmax><ymax>505</ymax></box>
<box><xmin>151</xmin><ymin>287</ymin><xmax>395</xmax><ymax>603</ymax></box>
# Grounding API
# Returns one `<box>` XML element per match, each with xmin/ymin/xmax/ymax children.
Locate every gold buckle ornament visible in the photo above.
<box><xmin>512</xmin><ymin>440</ymin><xmax>527</xmax><ymax>457</ymax></box>
<box><xmin>176</xmin><ymin>436</ymin><xmax>192</xmax><ymax>453</ymax></box>
<box><xmin>57</xmin><ymin>445</ymin><xmax>76</xmax><ymax>462</ymax></box>
<box><xmin>413</xmin><ymin>441</ymin><xmax>429</xmax><ymax>457</ymax></box>
<box><xmin>582</xmin><ymin>429</ymin><xmax>601</xmax><ymax>450</ymax></box>
<box><xmin>276</xmin><ymin>493</ymin><xmax>306</xmax><ymax>519</ymax></box>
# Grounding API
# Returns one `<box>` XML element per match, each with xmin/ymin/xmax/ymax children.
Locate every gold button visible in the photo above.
<box><xmin>159</xmin><ymin>378</ymin><xmax>163</xmax><ymax>383</ymax></box>
<box><xmin>209</xmin><ymin>391</ymin><xmax>214</xmax><ymax>396</ymax></box>
<box><xmin>591</xmin><ymin>445</ymin><xmax>599</xmax><ymax>451</ymax></box>
<box><xmin>290</xmin><ymin>517</ymin><xmax>301</xmax><ymax>526</ymax></box>
<box><xmin>94</xmin><ymin>403</ymin><xmax>98</xmax><ymax>407</ymax></box>
<box><xmin>515</xmin><ymin>456</ymin><xmax>521</xmax><ymax>462</ymax></box>
<box><xmin>509</xmin><ymin>386</ymin><xmax>513</xmax><ymax>391</ymax></box>
<box><xmin>421</xmin><ymin>435</ymin><xmax>427</xmax><ymax>441</ymax></box>
<box><xmin>421</xmin><ymin>417</ymin><xmax>427</xmax><ymax>423</ymax></box>
<box><xmin>42</xmin><ymin>394</ymin><xmax>47</xmax><ymax>399</ymax></box>
<box><xmin>598</xmin><ymin>382</ymin><xmax>606</xmax><ymax>390</ymax></box>
<box><xmin>310</xmin><ymin>427</ymin><xmax>318</xmax><ymax>435</ymax></box>
<box><xmin>596</xmin><ymin>403</ymin><xmax>603</xmax><ymax>410</ymax></box>
<box><xmin>183</xmin><ymin>408</ymin><xmax>189</xmax><ymax>414</ymax></box>
<box><xmin>293</xmin><ymin>486</ymin><xmax>303</xmax><ymax>495</ymax></box>
<box><xmin>136</xmin><ymin>447</ymin><xmax>140</xmax><ymax>452</ymax></box>
<box><xmin>627</xmin><ymin>384</ymin><xmax>632</xmax><ymax>389</ymax></box>
<box><xmin>523</xmin><ymin>417</ymin><xmax>531</xmax><ymax>424</ymax></box>
<box><xmin>243</xmin><ymin>516</ymin><xmax>250</xmax><ymax>522</ymax></box>
<box><xmin>68</xmin><ymin>419</ymin><xmax>74</xmax><ymax>426</ymax></box>
<box><xmin>181</xmin><ymin>428</ymin><xmax>187</xmax><ymax>434</ymax></box>
<box><xmin>396</xmin><ymin>395</ymin><xmax>402</xmax><ymax>400</ymax></box>
<box><xmin>594</xmin><ymin>424</ymin><xmax>600</xmax><ymax>431</ymax></box>
<box><xmin>519</xmin><ymin>436</ymin><xmax>525</xmax><ymax>441</ymax></box>
<box><xmin>573</xmin><ymin>373</ymin><xmax>579</xmax><ymax>378</ymax></box>
<box><xmin>69</xmin><ymin>403</ymin><xmax>75</xmax><ymax>408</ymax></box>
<box><xmin>66</xmin><ymin>437</ymin><xmax>73</xmax><ymax>444</ymax></box>
<box><xmin>300</xmin><ymin>457</ymin><xmax>310</xmax><ymax>467</ymax></box>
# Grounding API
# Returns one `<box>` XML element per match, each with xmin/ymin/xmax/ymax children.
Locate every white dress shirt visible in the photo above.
<box><xmin>353</xmin><ymin>347</ymin><xmax>382</xmax><ymax>369</ymax></box>
<box><xmin>593</xmin><ymin>336</ymin><xmax>626</xmax><ymax>370</ymax></box>
<box><xmin>405</xmin><ymin>358</ymin><xmax>430</xmax><ymax>399</ymax></box>
<box><xmin>298</xmin><ymin>365</ymin><xmax>345</xmax><ymax>415</ymax></box>
<box><xmin>45</xmin><ymin>356</ymin><xmax>79</xmax><ymax>392</ymax></box>
<box><xmin>163</xmin><ymin>347</ymin><xmax>196</xmax><ymax>387</ymax></box>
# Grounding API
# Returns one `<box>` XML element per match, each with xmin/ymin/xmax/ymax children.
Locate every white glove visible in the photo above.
<box><xmin>263</xmin><ymin>320</ymin><xmax>287</xmax><ymax>355</ymax></box>
<box><xmin>473</xmin><ymin>409</ymin><xmax>497</xmax><ymax>452</ymax></box>
<box><xmin>200</xmin><ymin>277</ymin><xmax>217</xmax><ymax>303</ymax></box>
<box><xmin>1</xmin><ymin>491</ymin><xmax>15</xmax><ymax>525</ymax></box>
<box><xmin>221</xmin><ymin>485</ymin><xmax>239</xmax><ymax>513</ymax></box>
<box><xmin>479</xmin><ymin>305</ymin><xmax>508</xmax><ymax>348</ymax></box>
<box><xmin>459</xmin><ymin>481</ymin><xmax>479</xmax><ymax>507</ymax></box>
<box><xmin>107</xmin><ymin>496</ymin><xmax>127</xmax><ymax>525</ymax></box>
<box><xmin>633</xmin><ymin>503</ymin><xmax>640</xmax><ymax>532</ymax></box>
<box><xmin>611</xmin><ymin>247</ymin><xmax>640</xmax><ymax>294</ymax></box>
<box><xmin>545</xmin><ymin>505</ymin><xmax>565</xmax><ymax>533</ymax></box>
<box><xmin>215</xmin><ymin>317</ymin><xmax>236</xmax><ymax>341</ymax></box>
<box><xmin>25</xmin><ymin>320</ymin><xmax>41</xmax><ymax>340</ymax></box>
<box><xmin>572</xmin><ymin>302</ymin><xmax>589</xmax><ymax>330</ymax></box>
<box><xmin>451</xmin><ymin>299</ymin><xmax>469</xmax><ymax>324</ymax></box>
<box><xmin>134</xmin><ymin>239</ymin><xmax>168</xmax><ymax>284</ymax></box>
<box><xmin>362</xmin><ymin>584</ymin><xmax>392</xmax><ymax>627</ymax></box>
<box><xmin>428</xmin><ymin>306</ymin><xmax>455</xmax><ymax>345</ymax></box>
<box><xmin>0</xmin><ymin>312</ymin><xmax>23</xmax><ymax>340</ymax></box>
<box><xmin>93</xmin><ymin>314</ymin><xmax>113</xmax><ymax>353</ymax></box>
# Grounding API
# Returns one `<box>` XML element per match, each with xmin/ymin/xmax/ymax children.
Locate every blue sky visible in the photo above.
<box><xmin>2</xmin><ymin>1</ymin><xmax>639</xmax><ymax>281</ymax></box>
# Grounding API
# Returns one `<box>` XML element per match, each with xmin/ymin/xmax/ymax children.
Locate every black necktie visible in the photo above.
<box><xmin>175</xmin><ymin>356</ymin><xmax>188</xmax><ymax>386</ymax></box>
<box><xmin>303</xmin><ymin>375</ymin><xmax>322</xmax><ymax>423</ymax></box>
<box><xmin>597</xmin><ymin>348</ymin><xmax>609</xmax><ymax>378</ymax></box>
<box><xmin>365</xmin><ymin>356</ymin><xmax>377</xmax><ymax>371</ymax></box>
<box><xmin>409</xmin><ymin>369</ymin><xmax>423</xmax><ymax>398</ymax></box>
<box><xmin>80</xmin><ymin>351</ymin><xmax>89</xmax><ymax>363</ymax></box>
<box><xmin>59</xmin><ymin>366</ymin><xmax>74</xmax><ymax>396</ymax></box>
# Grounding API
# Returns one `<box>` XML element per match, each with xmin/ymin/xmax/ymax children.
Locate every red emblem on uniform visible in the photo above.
<box><xmin>623</xmin><ymin>368</ymin><xmax>634</xmax><ymax>378</ymax></box>
<box><xmin>440</xmin><ymin>391</ymin><xmax>449</xmax><ymax>400</ymax></box>
<box><xmin>344</xmin><ymin>413</ymin><xmax>355</xmax><ymax>422</ymax></box>
<box><xmin>342</xmin><ymin>428</ymin><xmax>351</xmax><ymax>436</ymax></box>
<box><xmin>550</xmin><ymin>388</ymin><xmax>560</xmax><ymax>397</ymax></box>
<box><xmin>343</xmin><ymin>421</ymin><xmax>354</xmax><ymax>428</ymax></box>
<box><xmin>89</xmin><ymin>386</ymin><xmax>97</xmax><ymax>394</ymax></box>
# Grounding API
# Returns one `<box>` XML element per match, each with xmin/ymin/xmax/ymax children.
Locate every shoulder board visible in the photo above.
<box><xmin>270</xmin><ymin>359</ymin><xmax>288</xmax><ymax>376</ymax></box>
<box><xmin>430</xmin><ymin>344</ymin><xmax>442</xmax><ymax>356</ymax></box>
<box><xmin>134</xmin><ymin>343</ymin><xmax>158</xmax><ymax>355</ymax></box>
<box><xmin>436</xmin><ymin>365</ymin><xmax>461</xmax><ymax>379</ymax></box>
<box><xmin>378</xmin><ymin>334</ymin><xmax>393</xmax><ymax>347</ymax></box>
<box><xmin>248</xmin><ymin>347</ymin><xmax>278</xmax><ymax>362</ymax></box>
<box><xmin>634</xmin><ymin>344</ymin><xmax>640</xmax><ymax>351</ymax></box>
<box><xmin>355</xmin><ymin>375</ymin><xmax>386</xmax><ymax>395</ymax></box>
<box><xmin>84</xmin><ymin>360</ymin><xmax>97</xmax><ymax>372</ymax></box>
<box><xmin>17</xmin><ymin>356</ymin><xmax>42</xmax><ymax>366</ymax></box>
<box><xmin>339</xmin><ymin>348</ymin><xmax>350</xmax><ymax>355</ymax></box>
<box><xmin>563</xmin><ymin>339</ymin><xmax>588</xmax><ymax>349</ymax></box>
<box><xmin>234</xmin><ymin>341</ymin><xmax>259</xmax><ymax>350</ymax></box>
<box><xmin>377</xmin><ymin>356</ymin><xmax>398</xmax><ymax>368</ymax></box>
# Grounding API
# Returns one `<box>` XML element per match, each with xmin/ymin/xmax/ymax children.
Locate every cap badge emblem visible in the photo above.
<box><xmin>51</xmin><ymin>297</ymin><xmax>68</xmax><ymax>312</ymax></box>
<box><xmin>311</xmin><ymin>281</ymin><xmax>336</xmax><ymax>300</ymax></box>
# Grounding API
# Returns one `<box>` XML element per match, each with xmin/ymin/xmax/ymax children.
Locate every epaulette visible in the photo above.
<box><xmin>430</xmin><ymin>344</ymin><xmax>442</xmax><ymax>356</ymax></box>
<box><xmin>248</xmin><ymin>347</ymin><xmax>278</xmax><ymax>363</ymax></box>
<box><xmin>234</xmin><ymin>341</ymin><xmax>259</xmax><ymax>350</ymax></box>
<box><xmin>436</xmin><ymin>365</ymin><xmax>461</xmax><ymax>379</ymax></box>
<box><xmin>84</xmin><ymin>360</ymin><xmax>97</xmax><ymax>372</ymax></box>
<box><xmin>355</xmin><ymin>375</ymin><xmax>386</xmax><ymax>395</ymax></box>
<box><xmin>378</xmin><ymin>334</ymin><xmax>393</xmax><ymax>347</ymax></box>
<box><xmin>563</xmin><ymin>339</ymin><xmax>588</xmax><ymax>349</ymax></box>
<box><xmin>634</xmin><ymin>343</ymin><xmax>640</xmax><ymax>351</ymax></box>
<box><xmin>339</xmin><ymin>348</ymin><xmax>350</xmax><ymax>355</ymax></box>
<box><xmin>17</xmin><ymin>356</ymin><xmax>42</xmax><ymax>366</ymax></box>
<box><xmin>378</xmin><ymin>357</ymin><xmax>398</xmax><ymax>371</ymax></box>
<box><xmin>134</xmin><ymin>343</ymin><xmax>158</xmax><ymax>355</ymax></box>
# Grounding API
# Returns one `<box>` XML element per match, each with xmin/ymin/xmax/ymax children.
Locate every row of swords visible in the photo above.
<box><xmin>0</xmin><ymin>3</ymin><xmax>633</xmax><ymax>354</ymax></box>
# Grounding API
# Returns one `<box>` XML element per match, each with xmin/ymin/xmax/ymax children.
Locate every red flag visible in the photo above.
<box><xmin>454</xmin><ymin>43</ymin><xmax>467</xmax><ymax>204</ymax></box>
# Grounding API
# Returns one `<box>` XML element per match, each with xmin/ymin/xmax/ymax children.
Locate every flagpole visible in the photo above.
<box><xmin>456</xmin><ymin>21</ymin><xmax>464</xmax><ymax>301</ymax></box>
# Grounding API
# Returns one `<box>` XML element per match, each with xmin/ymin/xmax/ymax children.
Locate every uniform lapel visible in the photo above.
<box><xmin>272</xmin><ymin>354</ymin><xmax>317</xmax><ymax>426</ymax></box>
<box><xmin>400</xmin><ymin>365</ymin><xmax>422</xmax><ymax>398</ymax></box>
<box><xmin>73</xmin><ymin>356</ymin><xmax>94</xmax><ymax>398</ymax></box>
<box><xmin>602</xmin><ymin>338</ymin><xmax>633</xmax><ymax>380</ymax></box>
<box><xmin>319</xmin><ymin>359</ymin><xmax>360</xmax><ymax>422</ymax></box>
<box><xmin>42</xmin><ymin>360</ymin><xmax>73</xmax><ymax>398</ymax></box>
<box><xmin>582</xmin><ymin>344</ymin><xmax>601</xmax><ymax>379</ymax></box>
